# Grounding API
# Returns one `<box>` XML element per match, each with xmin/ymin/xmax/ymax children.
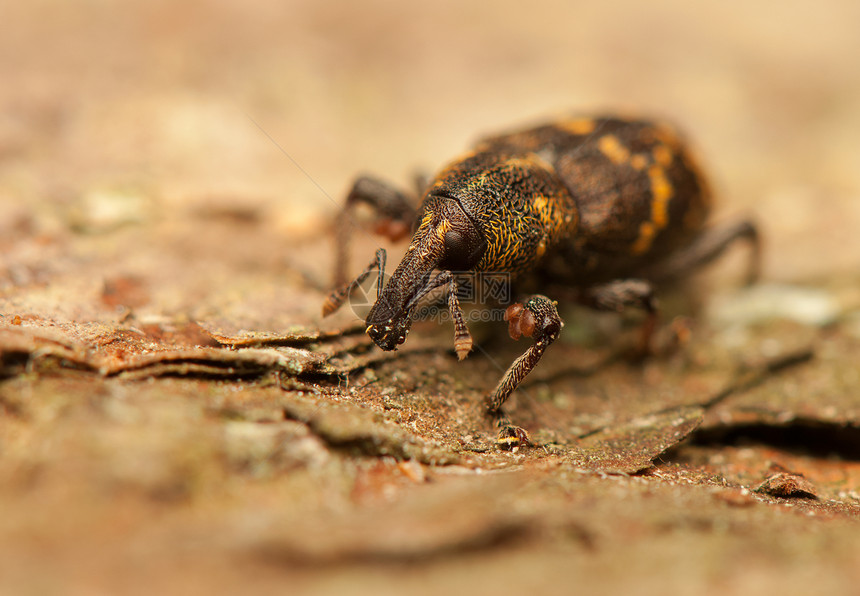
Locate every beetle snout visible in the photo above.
<box><xmin>362</xmin><ymin>211</ymin><xmax>449</xmax><ymax>351</ymax></box>
<box><xmin>364</xmin><ymin>288</ymin><xmax>413</xmax><ymax>350</ymax></box>
<box><xmin>366</xmin><ymin>321</ymin><xmax>408</xmax><ymax>350</ymax></box>
<box><xmin>365</xmin><ymin>309</ymin><xmax>412</xmax><ymax>351</ymax></box>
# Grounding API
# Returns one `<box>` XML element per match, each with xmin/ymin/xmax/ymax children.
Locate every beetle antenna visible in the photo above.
<box><xmin>404</xmin><ymin>270</ymin><xmax>451</xmax><ymax>312</ymax></box>
<box><xmin>400</xmin><ymin>270</ymin><xmax>473</xmax><ymax>359</ymax></box>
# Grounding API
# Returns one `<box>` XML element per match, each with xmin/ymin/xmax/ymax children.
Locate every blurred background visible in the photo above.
<box><xmin>2</xmin><ymin>0</ymin><xmax>859</xmax><ymax>281</ymax></box>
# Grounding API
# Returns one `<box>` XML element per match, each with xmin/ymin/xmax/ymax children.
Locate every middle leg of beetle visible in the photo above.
<box><xmin>486</xmin><ymin>295</ymin><xmax>563</xmax><ymax>445</ymax></box>
<box><xmin>578</xmin><ymin>279</ymin><xmax>658</xmax><ymax>355</ymax></box>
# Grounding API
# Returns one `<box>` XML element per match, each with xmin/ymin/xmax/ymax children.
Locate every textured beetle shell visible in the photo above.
<box><xmin>424</xmin><ymin>116</ymin><xmax>712</xmax><ymax>286</ymax></box>
<box><xmin>427</xmin><ymin>151</ymin><xmax>576</xmax><ymax>277</ymax></box>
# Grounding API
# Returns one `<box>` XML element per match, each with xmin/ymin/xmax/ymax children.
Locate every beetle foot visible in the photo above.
<box><xmin>623</xmin><ymin>313</ymin><xmax>695</xmax><ymax>364</ymax></box>
<box><xmin>578</xmin><ymin>279</ymin><xmax>660</xmax><ymax>362</ymax></box>
<box><xmin>622</xmin><ymin>308</ymin><xmax>659</xmax><ymax>362</ymax></box>
<box><xmin>643</xmin><ymin>315</ymin><xmax>693</xmax><ymax>358</ymax></box>
<box><xmin>497</xmin><ymin>424</ymin><xmax>531</xmax><ymax>450</ymax></box>
<box><xmin>485</xmin><ymin>295</ymin><xmax>563</xmax><ymax>413</ymax></box>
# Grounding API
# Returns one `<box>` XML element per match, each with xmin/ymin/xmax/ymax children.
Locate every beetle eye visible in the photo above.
<box><xmin>440</xmin><ymin>229</ymin><xmax>484</xmax><ymax>271</ymax></box>
<box><xmin>434</xmin><ymin>198</ymin><xmax>486</xmax><ymax>271</ymax></box>
<box><xmin>444</xmin><ymin>230</ymin><xmax>467</xmax><ymax>257</ymax></box>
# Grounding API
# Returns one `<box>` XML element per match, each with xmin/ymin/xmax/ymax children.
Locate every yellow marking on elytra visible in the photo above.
<box><xmin>631</xmin><ymin>221</ymin><xmax>656</xmax><ymax>255</ymax></box>
<box><xmin>559</xmin><ymin>118</ymin><xmax>597</xmax><ymax>135</ymax></box>
<box><xmin>533</xmin><ymin>195</ymin><xmax>548</xmax><ymax>212</ymax></box>
<box><xmin>631</xmin><ymin>165</ymin><xmax>675</xmax><ymax>255</ymax></box>
<box><xmin>653</xmin><ymin>145</ymin><xmax>673</xmax><ymax>167</ymax></box>
<box><xmin>598</xmin><ymin>134</ymin><xmax>630</xmax><ymax>165</ymax></box>
<box><xmin>630</xmin><ymin>154</ymin><xmax>648</xmax><ymax>171</ymax></box>
<box><xmin>648</xmin><ymin>165</ymin><xmax>673</xmax><ymax>228</ymax></box>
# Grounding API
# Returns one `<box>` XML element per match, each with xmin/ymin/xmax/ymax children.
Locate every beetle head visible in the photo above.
<box><xmin>365</xmin><ymin>195</ymin><xmax>485</xmax><ymax>350</ymax></box>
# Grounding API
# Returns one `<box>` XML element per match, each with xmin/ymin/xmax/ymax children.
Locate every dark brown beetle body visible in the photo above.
<box><xmin>428</xmin><ymin>117</ymin><xmax>711</xmax><ymax>283</ymax></box>
<box><xmin>324</xmin><ymin>115</ymin><xmax>759</xmax><ymax>447</ymax></box>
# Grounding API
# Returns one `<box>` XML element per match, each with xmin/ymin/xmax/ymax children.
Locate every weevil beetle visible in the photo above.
<box><xmin>323</xmin><ymin>115</ymin><xmax>760</xmax><ymax>447</ymax></box>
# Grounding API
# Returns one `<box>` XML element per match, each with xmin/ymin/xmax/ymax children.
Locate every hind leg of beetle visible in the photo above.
<box><xmin>648</xmin><ymin>219</ymin><xmax>761</xmax><ymax>286</ymax></box>
<box><xmin>333</xmin><ymin>176</ymin><xmax>417</xmax><ymax>287</ymax></box>
<box><xmin>486</xmin><ymin>295</ymin><xmax>563</xmax><ymax>449</ymax></box>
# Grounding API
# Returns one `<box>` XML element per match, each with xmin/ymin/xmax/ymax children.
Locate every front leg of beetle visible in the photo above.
<box><xmin>322</xmin><ymin>248</ymin><xmax>386</xmax><ymax>317</ymax></box>
<box><xmin>486</xmin><ymin>295</ymin><xmax>563</xmax><ymax>448</ymax></box>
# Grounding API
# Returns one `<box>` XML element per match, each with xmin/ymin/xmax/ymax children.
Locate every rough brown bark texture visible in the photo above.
<box><xmin>2</xmin><ymin>1</ymin><xmax>859</xmax><ymax>594</ymax></box>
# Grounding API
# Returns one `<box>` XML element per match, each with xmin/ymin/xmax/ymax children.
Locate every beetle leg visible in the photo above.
<box><xmin>647</xmin><ymin>219</ymin><xmax>761</xmax><ymax>286</ymax></box>
<box><xmin>334</xmin><ymin>176</ymin><xmax>417</xmax><ymax>287</ymax></box>
<box><xmin>580</xmin><ymin>279</ymin><xmax>658</xmax><ymax>356</ymax></box>
<box><xmin>411</xmin><ymin>171</ymin><xmax>431</xmax><ymax>197</ymax></box>
<box><xmin>486</xmin><ymin>295</ymin><xmax>563</xmax><ymax>448</ymax></box>
<box><xmin>322</xmin><ymin>248</ymin><xmax>386</xmax><ymax>317</ymax></box>
<box><xmin>579</xmin><ymin>279</ymin><xmax>656</xmax><ymax>313</ymax></box>
<box><xmin>447</xmin><ymin>276</ymin><xmax>473</xmax><ymax>360</ymax></box>
<box><xmin>401</xmin><ymin>269</ymin><xmax>473</xmax><ymax>360</ymax></box>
